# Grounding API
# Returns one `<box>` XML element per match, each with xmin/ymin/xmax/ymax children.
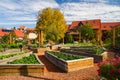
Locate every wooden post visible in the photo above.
<box><xmin>10</xmin><ymin>33</ymin><xmax>12</xmax><ymax>44</ymax></box>
<box><xmin>112</xmin><ymin>28</ymin><xmax>115</xmax><ymax>47</ymax></box>
<box><xmin>78</xmin><ymin>32</ymin><xmax>81</xmax><ymax>43</ymax></box>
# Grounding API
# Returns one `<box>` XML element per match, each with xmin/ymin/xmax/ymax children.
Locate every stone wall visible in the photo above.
<box><xmin>45</xmin><ymin>52</ymin><xmax>94</xmax><ymax>72</ymax></box>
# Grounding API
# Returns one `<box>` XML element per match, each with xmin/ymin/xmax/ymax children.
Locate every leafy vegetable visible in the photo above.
<box><xmin>8</xmin><ymin>54</ymin><xmax>40</xmax><ymax>64</ymax></box>
<box><xmin>47</xmin><ymin>51</ymin><xmax>85</xmax><ymax>60</ymax></box>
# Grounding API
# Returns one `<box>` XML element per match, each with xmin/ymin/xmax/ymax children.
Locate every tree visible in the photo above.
<box><xmin>36</xmin><ymin>7</ymin><xmax>67</xmax><ymax>45</ymax></box>
<box><xmin>0</xmin><ymin>35</ymin><xmax>9</xmax><ymax>44</ymax></box>
<box><xmin>78</xmin><ymin>23</ymin><xmax>94</xmax><ymax>42</ymax></box>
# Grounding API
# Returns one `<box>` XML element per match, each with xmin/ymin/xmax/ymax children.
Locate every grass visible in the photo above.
<box><xmin>47</xmin><ymin>51</ymin><xmax>85</xmax><ymax>60</ymax></box>
<box><xmin>7</xmin><ymin>54</ymin><xmax>40</xmax><ymax>64</ymax></box>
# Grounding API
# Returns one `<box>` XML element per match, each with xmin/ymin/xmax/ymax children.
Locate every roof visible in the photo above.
<box><xmin>14</xmin><ymin>30</ymin><xmax>24</xmax><ymax>38</ymax></box>
<box><xmin>19</xmin><ymin>26</ymin><xmax>26</xmax><ymax>29</ymax></box>
<box><xmin>26</xmin><ymin>28</ymin><xmax>36</xmax><ymax>31</ymax></box>
<box><xmin>101</xmin><ymin>22</ymin><xmax>120</xmax><ymax>30</ymax></box>
<box><xmin>0</xmin><ymin>29</ymin><xmax>4</xmax><ymax>36</ymax></box>
<box><xmin>69</xmin><ymin>19</ymin><xmax>101</xmax><ymax>30</ymax></box>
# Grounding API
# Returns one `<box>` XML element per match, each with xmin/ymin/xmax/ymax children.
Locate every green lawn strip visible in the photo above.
<box><xmin>0</xmin><ymin>52</ymin><xmax>25</xmax><ymax>60</ymax></box>
<box><xmin>47</xmin><ymin>51</ymin><xmax>85</xmax><ymax>60</ymax></box>
<box><xmin>7</xmin><ymin>54</ymin><xmax>39</xmax><ymax>64</ymax></box>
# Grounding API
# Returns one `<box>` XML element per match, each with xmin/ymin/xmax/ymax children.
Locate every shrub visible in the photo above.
<box><xmin>9</xmin><ymin>44</ymin><xmax>18</xmax><ymax>48</ymax></box>
<box><xmin>93</xmin><ymin>46</ymin><xmax>105</xmax><ymax>55</ymax></box>
<box><xmin>98</xmin><ymin>57</ymin><xmax>120</xmax><ymax>80</ymax></box>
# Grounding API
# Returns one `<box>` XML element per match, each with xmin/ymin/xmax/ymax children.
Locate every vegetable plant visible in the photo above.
<box><xmin>7</xmin><ymin>54</ymin><xmax>39</xmax><ymax>64</ymax></box>
<box><xmin>46</xmin><ymin>51</ymin><xmax>85</xmax><ymax>60</ymax></box>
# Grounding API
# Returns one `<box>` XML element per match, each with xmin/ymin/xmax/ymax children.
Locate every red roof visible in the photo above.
<box><xmin>14</xmin><ymin>30</ymin><xmax>24</xmax><ymax>38</ymax></box>
<box><xmin>0</xmin><ymin>29</ymin><xmax>4</xmax><ymax>36</ymax></box>
<box><xmin>101</xmin><ymin>22</ymin><xmax>120</xmax><ymax>30</ymax></box>
<box><xmin>69</xmin><ymin>19</ymin><xmax>101</xmax><ymax>29</ymax></box>
<box><xmin>26</xmin><ymin>28</ymin><xmax>35</xmax><ymax>31</ymax></box>
<box><xmin>19</xmin><ymin>26</ymin><xmax>26</xmax><ymax>29</ymax></box>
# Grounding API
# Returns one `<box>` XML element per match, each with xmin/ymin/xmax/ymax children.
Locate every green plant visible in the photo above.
<box><xmin>9</xmin><ymin>44</ymin><xmax>19</xmax><ymax>48</ymax></box>
<box><xmin>93</xmin><ymin>46</ymin><xmax>104</xmax><ymax>55</ymax></box>
<box><xmin>8</xmin><ymin>54</ymin><xmax>39</xmax><ymax>64</ymax></box>
<box><xmin>46</xmin><ymin>51</ymin><xmax>85</xmax><ymax>60</ymax></box>
<box><xmin>98</xmin><ymin>57</ymin><xmax>120</xmax><ymax>80</ymax></box>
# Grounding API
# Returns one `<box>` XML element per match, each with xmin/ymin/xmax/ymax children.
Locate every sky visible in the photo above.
<box><xmin>0</xmin><ymin>0</ymin><xmax>120</xmax><ymax>28</ymax></box>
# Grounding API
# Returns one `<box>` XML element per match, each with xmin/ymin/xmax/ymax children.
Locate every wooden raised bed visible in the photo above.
<box><xmin>0</xmin><ymin>54</ymin><xmax>44</xmax><ymax>76</ymax></box>
<box><xmin>60</xmin><ymin>49</ymin><xmax>108</xmax><ymax>63</ymax></box>
<box><xmin>32</xmin><ymin>47</ymin><xmax>50</xmax><ymax>53</ymax></box>
<box><xmin>45</xmin><ymin>52</ymin><xmax>93</xmax><ymax>72</ymax></box>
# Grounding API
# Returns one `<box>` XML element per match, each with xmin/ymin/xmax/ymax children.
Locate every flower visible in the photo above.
<box><xmin>98</xmin><ymin>57</ymin><xmax>120</xmax><ymax>79</ymax></box>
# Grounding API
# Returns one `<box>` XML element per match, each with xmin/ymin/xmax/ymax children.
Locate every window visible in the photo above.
<box><xmin>110</xmin><ymin>26</ymin><xmax>113</xmax><ymax>28</ymax></box>
<box><xmin>104</xmin><ymin>26</ymin><xmax>106</xmax><ymax>28</ymax></box>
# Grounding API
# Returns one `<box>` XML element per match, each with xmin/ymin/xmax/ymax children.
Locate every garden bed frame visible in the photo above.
<box><xmin>60</xmin><ymin>49</ymin><xmax>108</xmax><ymax>63</ymax></box>
<box><xmin>45</xmin><ymin>51</ymin><xmax>93</xmax><ymax>72</ymax></box>
<box><xmin>0</xmin><ymin>54</ymin><xmax>44</xmax><ymax>76</ymax></box>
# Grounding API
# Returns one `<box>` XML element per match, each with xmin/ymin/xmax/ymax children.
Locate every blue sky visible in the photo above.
<box><xmin>0</xmin><ymin>0</ymin><xmax>120</xmax><ymax>28</ymax></box>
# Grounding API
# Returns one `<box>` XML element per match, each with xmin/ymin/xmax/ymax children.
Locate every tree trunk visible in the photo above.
<box><xmin>112</xmin><ymin>28</ymin><xmax>115</xmax><ymax>47</ymax></box>
<box><xmin>97</xmin><ymin>29</ymin><xmax>102</xmax><ymax>45</ymax></box>
<box><xmin>39</xmin><ymin>30</ymin><xmax>43</xmax><ymax>47</ymax></box>
<box><xmin>10</xmin><ymin>33</ymin><xmax>12</xmax><ymax>44</ymax></box>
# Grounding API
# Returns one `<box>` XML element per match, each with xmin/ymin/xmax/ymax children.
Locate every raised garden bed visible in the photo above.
<box><xmin>32</xmin><ymin>47</ymin><xmax>50</xmax><ymax>53</ymax></box>
<box><xmin>0</xmin><ymin>52</ymin><xmax>32</xmax><ymax>64</ymax></box>
<box><xmin>60</xmin><ymin>49</ymin><xmax>108</xmax><ymax>63</ymax></box>
<box><xmin>45</xmin><ymin>51</ymin><xmax>93</xmax><ymax>72</ymax></box>
<box><xmin>0</xmin><ymin>54</ymin><xmax>44</xmax><ymax>76</ymax></box>
<box><xmin>0</xmin><ymin>52</ymin><xmax>25</xmax><ymax>60</ymax></box>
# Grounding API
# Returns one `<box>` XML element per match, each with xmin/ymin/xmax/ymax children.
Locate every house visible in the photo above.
<box><xmin>67</xmin><ymin>19</ymin><xmax>120</xmax><ymax>42</ymax></box>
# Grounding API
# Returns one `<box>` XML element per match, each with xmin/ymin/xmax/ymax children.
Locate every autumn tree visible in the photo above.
<box><xmin>36</xmin><ymin>7</ymin><xmax>67</xmax><ymax>45</ymax></box>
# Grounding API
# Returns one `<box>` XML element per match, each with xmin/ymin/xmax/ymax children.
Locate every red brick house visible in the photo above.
<box><xmin>67</xmin><ymin>19</ymin><xmax>120</xmax><ymax>42</ymax></box>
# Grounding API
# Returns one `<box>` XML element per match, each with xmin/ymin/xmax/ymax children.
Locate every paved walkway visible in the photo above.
<box><xmin>0</xmin><ymin>49</ymin><xmax>20</xmax><ymax>55</ymax></box>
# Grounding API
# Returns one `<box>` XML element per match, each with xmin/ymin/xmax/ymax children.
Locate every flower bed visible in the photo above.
<box><xmin>0</xmin><ymin>54</ymin><xmax>44</xmax><ymax>76</ymax></box>
<box><xmin>45</xmin><ymin>51</ymin><xmax>93</xmax><ymax>72</ymax></box>
<box><xmin>98</xmin><ymin>57</ymin><xmax>120</xmax><ymax>80</ymax></box>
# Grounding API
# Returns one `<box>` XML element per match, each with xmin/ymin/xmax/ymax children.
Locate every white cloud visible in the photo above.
<box><xmin>0</xmin><ymin>0</ymin><xmax>120</xmax><ymax>27</ymax></box>
<box><xmin>60</xmin><ymin>2</ymin><xmax>120</xmax><ymax>23</ymax></box>
<box><xmin>0</xmin><ymin>22</ymin><xmax>35</xmax><ymax>25</ymax></box>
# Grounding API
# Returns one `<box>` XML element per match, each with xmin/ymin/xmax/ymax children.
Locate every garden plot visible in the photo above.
<box><xmin>60</xmin><ymin>46</ymin><xmax>108</xmax><ymax>63</ymax></box>
<box><xmin>45</xmin><ymin>51</ymin><xmax>93</xmax><ymax>72</ymax></box>
<box><xmin>0</xmin><ymin>54</ymin><xmax>44</xmax><ymax>76</ymax></box>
